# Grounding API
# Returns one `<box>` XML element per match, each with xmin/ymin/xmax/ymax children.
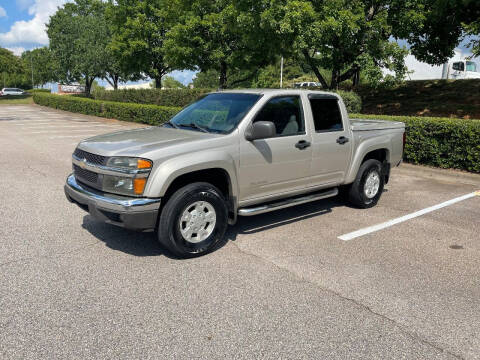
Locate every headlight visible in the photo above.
<box><xmin>107</xmin><ymin>157</ymin><xmax>152</xmax><ymax>170</ymax></box>
<box><xmin>103</xmin><ymin>157</ymin><xmax>152</xmax><ymax>196</ymax></box>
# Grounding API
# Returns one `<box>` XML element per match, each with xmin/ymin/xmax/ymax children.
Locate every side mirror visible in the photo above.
<box><xmin>245</xmin><ymin>121</ymin><xmax>276</xmax><ymax>141</ymax></box>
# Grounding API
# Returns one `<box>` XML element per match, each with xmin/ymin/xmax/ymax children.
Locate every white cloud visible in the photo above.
<box><xmin>6</xmin><ymin>47</ymin><xmax>26</xmax><ymax>56</ymax></box>
<box><xmin>0</xmin><ymin>6</ymin><xmax>7</xmax><ymax>18</ymax></box>
<box><xmin>16</xmin><ymin>0</ymin><xmax>35</xmax><ymax>12</ymax></box>
<box><xmin>0</xmin><ymin>0</ymin><xmax>69</xmax><ymax>46</ymax></box>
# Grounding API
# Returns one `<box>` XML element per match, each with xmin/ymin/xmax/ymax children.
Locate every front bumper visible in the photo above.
<box><xmin>64</xmin><ymin>174</ymin><xmax>161</xmax><ymax>231</ymax></box>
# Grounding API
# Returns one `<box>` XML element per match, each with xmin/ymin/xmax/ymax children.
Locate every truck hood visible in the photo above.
<box><xmin>77</xmin><ymin>126</ymin><xmax>219</xmax><ymax>157</ymax></box>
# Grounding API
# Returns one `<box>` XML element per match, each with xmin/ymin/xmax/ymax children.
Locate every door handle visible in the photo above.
<box><xmin>295</xmin><ymin>140</ymin><xmax>311</xmax><ymax>150</ymax></box>
<box><xmin>336</xmin><ymin>136</ymin><xmax>349</xmax><ymax>145</ymax></box>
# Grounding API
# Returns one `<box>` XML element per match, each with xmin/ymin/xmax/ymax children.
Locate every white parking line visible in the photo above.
<box><xmin>338</xmin><ymin>192</ymin><xmax>480</xmax><ymax>241</ymax></box>
<box><xmin>49</xmin><ymin>135</ymin><xmax>102</xmax><ymax>139</ymax></box>
<box><xmin>30</xmin><ymin>130</ymin><xmax>107</xmax><ymax>134</ymax></box>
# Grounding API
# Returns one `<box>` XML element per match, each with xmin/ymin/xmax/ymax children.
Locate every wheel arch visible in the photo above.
<box><xmin>345</xmin><ymin>136</ymin><xmax>391</xmax><ymax>184</ymax></box>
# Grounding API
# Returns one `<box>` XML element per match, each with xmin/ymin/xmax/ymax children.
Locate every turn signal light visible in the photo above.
<box><xmin>137</xmin><ymin>159</ymin><xmax>152</xmax><ymax>169</ymax></box>
<box><xmin>133</xmin><ymin>178</ymin><xmax>147</xmax><ymax>195</ymax></box>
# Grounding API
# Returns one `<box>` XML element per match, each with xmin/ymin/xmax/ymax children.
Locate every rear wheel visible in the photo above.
<box><xmin>347</xmin><ymin>159</ymin><xmax>384</xmax><ymax>208</ymax></box>
<box><xmin>158</xmin><ymin>182</ymin><xmax>228</xmax><ymax>258</ymax></box>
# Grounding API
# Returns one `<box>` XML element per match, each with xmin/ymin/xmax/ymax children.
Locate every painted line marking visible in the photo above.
<box><xmin>338</xmin><ymin>192</ymin><xmax>479</xmax><ymax>241</ymax></box>
<box><xmin>49</xmin><ymin>135</ymin><xmax>104</xmax><ymax>139</ymax></box>
<box><xmin>30</xmin><ymin>130</ymin><xmax>106</xmax><ymax>134</ymax></box>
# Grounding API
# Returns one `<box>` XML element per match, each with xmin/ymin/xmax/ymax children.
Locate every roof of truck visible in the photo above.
<box><xmin>215</xmin><ymin>89</ymin><xmax>340</xmax><ymax>98</ymax></box>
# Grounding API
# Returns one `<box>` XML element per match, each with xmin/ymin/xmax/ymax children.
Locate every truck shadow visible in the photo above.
<box><xmin>81</xmin><ymin>197</ymin><xmax>344</xmax><ymax>259</ymax></box>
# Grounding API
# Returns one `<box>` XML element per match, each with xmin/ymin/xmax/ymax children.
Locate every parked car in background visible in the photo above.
<box><xmin>294</xmin><ymin>82</ymin><xmax>322</xmax><ymax>88</ymax></box>
<box><xmin>0</xmin><ymin>88</ymin><xmax>26</xmax><ymax>96</ymax></box>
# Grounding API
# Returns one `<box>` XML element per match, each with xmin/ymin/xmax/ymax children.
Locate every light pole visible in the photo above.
<box><xmin>31</xmin><ymin>57</ymin><xmax>34</xmax><ymax>89</ymax></box>
<box><xmin>280</xmin><ymin>57</ymin><xmax>284</xmax><ymax>88</ymax></box>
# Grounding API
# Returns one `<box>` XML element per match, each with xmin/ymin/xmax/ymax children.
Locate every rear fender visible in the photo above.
<box><xmin>345</xmin><ymin>134</ymin><xmax>392</xmax><ymax>184</ymax></box>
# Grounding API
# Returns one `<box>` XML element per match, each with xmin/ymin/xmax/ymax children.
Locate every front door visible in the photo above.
<box><xmin>239</xmin><ymin>95</ymin><xmax>312</xmax><ymax>201</ymax></box>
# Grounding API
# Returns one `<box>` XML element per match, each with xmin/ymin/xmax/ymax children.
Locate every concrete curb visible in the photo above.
<box><xmin>394</xmin><ymin>163</ymin><xmax>480</xmax><ymax>187</ymax></box>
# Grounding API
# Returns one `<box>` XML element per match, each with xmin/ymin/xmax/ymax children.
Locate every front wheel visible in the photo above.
<box><xmin>347</xmin><ymin>159</ymin><xmax>385</xmax><ymax>208</ymax></box>
<box><xmin>158</xmin><ymin>182</ymin><xmax>228</xmax><ymax>258</ymax></box>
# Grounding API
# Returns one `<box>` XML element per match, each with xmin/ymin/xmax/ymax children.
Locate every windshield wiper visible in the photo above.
<box><xmin>164</xmin><ymin>120</ymin><xmax>180</xmax><ymax>129</ymax></box>
<box><xmin>179</xmin><ymin>122</ymin><xmax>209</xmax><ymax>133</ymax></box>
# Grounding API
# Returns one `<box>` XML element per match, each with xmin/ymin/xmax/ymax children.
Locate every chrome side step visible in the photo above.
<box><xmin>237</xmin><ymin>188</ymin><xmax>338</xmax><ymax>216</ymax></box>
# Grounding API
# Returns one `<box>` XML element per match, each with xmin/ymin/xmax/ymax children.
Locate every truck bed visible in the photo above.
<box><xmin>350</xmin><ymin>118</ymin><xmax>404</xmax><ymax>131</ymax></box>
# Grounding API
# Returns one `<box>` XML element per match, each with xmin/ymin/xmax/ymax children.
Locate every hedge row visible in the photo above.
<box><xmin>351</xmin><ymin>113</ymin><xmax>480</xmax><ymax>173</ymax></box>
<box><xmin>92</xmin><ymin>88</ymin><xmax>211</xmax><ymax>107</ymax></box>
<box><xmin>92</xmin><ymin>88</ymin><xmax>363</xmax><ymax>114</ymax></box>
<box><xmin>33</xmin><ymin>93</ymin><xmax>479</xmax><ymax>173</ymax></box>
<box><xmin>33</xmin><ymin>93</ymin><xmax>181</xmax><ymax>126</ymax></box>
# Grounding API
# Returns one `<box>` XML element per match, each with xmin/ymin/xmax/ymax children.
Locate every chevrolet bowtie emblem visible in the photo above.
<box><xmin>79</xmin><ymin>158</ymin><xmax>87</xmax><ymax>169</ymax></box>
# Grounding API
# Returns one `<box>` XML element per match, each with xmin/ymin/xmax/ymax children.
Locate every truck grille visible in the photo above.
<box><xmin>73</xmin><ymin>164</ymin><xmax>99</xmax><ymax>184</ymax></box>
<box><xmin>73</xmin><ymin>148</ymin><xmax>108</xmax><ymax>166</ymax></box>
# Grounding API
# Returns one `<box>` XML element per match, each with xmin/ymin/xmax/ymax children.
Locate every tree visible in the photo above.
<box><xmin>259</xmin><ymin>0</ymin><xmax>425</xmax><ymax>89</ymax></box>
<box><xmin>108</xmin><ymin>0</ymin><xmax>178</xmax><ymax>89</ymax></box>
<box><xmin>252</xmin><ymin>57</ymin><xmax>306</xmax><ymax>88</ymax></box>
<box><xmin>161</xmin><ymin>76</ymin><xmax>186</xmax><ymax>89</ymax></box>
<box><xmin>0</xmin><ymin>48</ymin><xmax>19</xmax><ymax>74</ymax></box>
<box><xmin>0</xmin><ymin>47</ymin><xmax>29</xmax><ymax>88</ymax></box>
<box><xmin>192</xmin><ymin>70</ymin><xmax>219</xmax><ymax>89</ymax></box>
<box><xmin>400</xmin><ymin>0</ymin><xmax>480</xmax><ymax>64</ymax></box>
<box><xmin>165</xmin><ymin>0</ymin><xmax>279</xmax><ymax>89</ymax></box>
<box><xmin>47</xmin><ymin>0</ymin><xmax>110</xmax><ymax>95</ymax></box>
<box><xmin>22</xmin><ymin>47</ymin><xmax>59</xmax><ymax>88</ymax></box>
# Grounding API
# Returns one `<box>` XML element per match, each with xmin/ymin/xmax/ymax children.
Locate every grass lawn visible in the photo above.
<box><xmin>0</xmin><ymin>95</ymin><xmax>34</xmax><ymax>105</ymax></box>
<box><xmin>357</xmin><ymin>79</ymin><xmax>480</xmax><ymax>119</ymax></box>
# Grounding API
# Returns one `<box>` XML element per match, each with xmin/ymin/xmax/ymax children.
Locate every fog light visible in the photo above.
<box><xmin>103</xmin><ymin>175</ymin><xmax>134</xmax><ymax>196</ymax></box>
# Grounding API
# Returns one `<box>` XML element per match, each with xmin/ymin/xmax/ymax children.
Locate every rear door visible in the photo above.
<box><xmin>307</xmin><ymin>95</ymin><xmax>352</xmax><ymax>185</ymax></box>
<box><xmin>239</xmin><ymin>95</ymin><xmax>313</xmax><ymax>200</ymax></box>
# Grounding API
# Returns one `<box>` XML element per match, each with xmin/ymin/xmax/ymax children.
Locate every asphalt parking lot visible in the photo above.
<box><xmin>1</xmin><ymin>104</ymin><xmax>479</xmax><ymax>359</ymax></box>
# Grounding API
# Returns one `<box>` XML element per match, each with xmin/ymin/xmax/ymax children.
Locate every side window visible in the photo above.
<box><xmin>309</xmin><ymin>98</ymin><xmax>343</xmax><ymax>132</ymax></box>
<box><xmin>253</xmin><ymin>96</ymin><xmax>304</xmax><ymax>137</ymax></box>
<box><xmin>453</xmin><ymin>62</ymin><xmax>465</xmax><ymax>71</ymax></box>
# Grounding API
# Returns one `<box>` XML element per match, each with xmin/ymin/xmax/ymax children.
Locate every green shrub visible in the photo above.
<box><xmin>351</xmin><ymin>113</ymin><xmax>480</xmax><ymax>173</ymax></box>
<box><xmin>33</xmin><ymin>93</ymin><xmax>181</xmax><ymax>126</ymax></box>
<box><xmin>91</xmin><ymin>88</ymin><xmax>212</xmax><ymax>107</ymax></box>
<box><xmin>336</xmin><ymin>90</ymin><xmax>362</xmax><ymax>113</ymax></box>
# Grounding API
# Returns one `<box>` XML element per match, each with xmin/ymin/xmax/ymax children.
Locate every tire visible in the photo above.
<box><xmin>158</xmin><ymin>182</ymin><xmax>228</xmax><ymax>258</ymax></box>
<box><xmin>347</xmin><ymin>159</ymin><xmax>384</xmax><ymax>209</ymax></box>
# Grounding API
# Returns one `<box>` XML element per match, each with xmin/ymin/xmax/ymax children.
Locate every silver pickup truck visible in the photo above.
<box><xmin>65</xmin><ymin>90</ymin><xmax>405</xmax><ymax>257</ymax></box>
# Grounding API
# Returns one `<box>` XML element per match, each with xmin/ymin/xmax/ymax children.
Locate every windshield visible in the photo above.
<box><xmin>166</xmin><ymin>93</ymin><xmax>261</xmax><ymax>134</ymax></box>
<box><xmin>466</xmin><ymin>61</ymin><xmax>478</xmax><ymax>72</ymax></box>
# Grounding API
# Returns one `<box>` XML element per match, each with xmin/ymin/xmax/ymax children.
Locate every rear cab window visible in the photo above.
<box><xmin>308</xmin><ymin>95</ymin><xmax>344</xmax><ymax>132</ymax></box>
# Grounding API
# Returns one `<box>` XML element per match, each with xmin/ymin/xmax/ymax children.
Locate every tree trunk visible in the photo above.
<box><xmin>302</xmin><ymin>50</ymin><xmax>328</xmax><ymax>89</ymax></box>
<box><xmin>352</xmin><ymin>69</ymin><xmax>360</xmax><ymax>88</ymax></box>
<box><xmin>330</xmin><ymin>69</ymin><xmax>339</xmax><ymax>90</ymax></box>
<box><xmin>155</xmin><ymin>76</ymin><xmax>162</xmax><ymax>89</ymax></box>
<box><xmin>85</xmin><ymin>76</ymin><xmax>93</xmax><ymax>96</ymax></box>
<box><xmin>219</xmin><ymin>61</ymin><xmax>228</xmax><ymax>90</ymax></box>
<box><xmin>113</xmin><ymin>75</ymin><xmax>118</xmax><ymax>90</ymax></box>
